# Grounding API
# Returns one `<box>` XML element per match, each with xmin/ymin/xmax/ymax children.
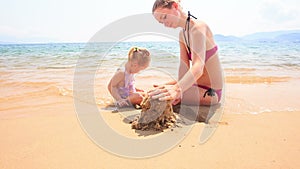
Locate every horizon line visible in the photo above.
<box><xmin>1</xmin><ymin>29</ymin><xmax>300</xmax><ymax>45</ymax></box>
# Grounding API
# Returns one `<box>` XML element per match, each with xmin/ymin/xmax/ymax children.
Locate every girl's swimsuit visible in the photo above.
<box><xmin>183</xmin><ymin>11</ymin><xmax>222</xmax><ymax>102</ymax></box>
<box><xmin>117</xmin><ymin>68</ymin><xmax>136</xmax><ymax>99</ymax></box>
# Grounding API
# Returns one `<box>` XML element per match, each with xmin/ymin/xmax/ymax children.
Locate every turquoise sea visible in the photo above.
<box><xmin>1</xmin><ymin>40</ymin><xmax>300</xmax><ymax>114</ymax></box>
<box><xmin>1</xmin><ymin>40</ymin><xmax>300</xmax><ymax>79</ymax></box>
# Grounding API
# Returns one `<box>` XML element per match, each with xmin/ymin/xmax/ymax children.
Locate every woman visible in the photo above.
<box><xmin>150</xmin><ymin>0</ymin><xmax>224</xmax><ymax>106</ymax></box>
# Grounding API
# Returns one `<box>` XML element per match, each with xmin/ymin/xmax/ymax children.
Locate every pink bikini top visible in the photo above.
<box><xmin>187</xmin><ymin>45</ymin><xmax>218</xmax><ymax>62</ymax></box>
<box><xmin>183</xmin><ymin>11</ymin><xmax>218</xmax><ymax>62</ymax></box>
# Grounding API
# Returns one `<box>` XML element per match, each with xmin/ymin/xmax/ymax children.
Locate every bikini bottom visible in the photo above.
<box><xmin>193</xmin><ymin>84</ymin><xmax>222</xmax><ymax>102</ymax></box>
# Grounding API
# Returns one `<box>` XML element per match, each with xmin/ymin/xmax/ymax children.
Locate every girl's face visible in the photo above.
<box><xmin>153</xmin><ymin>5</ymin><xmax>180</xmax><ymax>28</ymax></box>
<box><xmin>130</xmin><ymin>61</ymin><xmax>149</xmax><ymax>74</ymax></box>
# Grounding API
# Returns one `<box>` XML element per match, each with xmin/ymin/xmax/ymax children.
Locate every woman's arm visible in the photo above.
<box><xmin>177</xmin><ymin>26</ymin><xmax>206</xmax><ymax>92</ymax></box>
<box><xmin>149</xmin><ymin>27</ymin><xmax>207</xmax><ymax>102</ymax></box>
<box><xmin>178</xmin><ymin>34</ymin><xmax>190</xmax><ymax>81</ymax></box>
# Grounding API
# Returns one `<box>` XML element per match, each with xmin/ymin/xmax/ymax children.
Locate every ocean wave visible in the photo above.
<box><xmin>37</xmin><ymin>65</ymin><xmax>75</xmax><ymax>70</ymax></box>
<box><xmin>248</xmin><ymin>107</ymin><xmax>299</xmax><ymax>115</ymax></box>
<box><xmin>224</xmin><ymin>68</ymin><xmax>256</xmax><ymax>72</ymax></box>
<box><xmin>271</xmin><ymin>63</ymin><xmax>300</xmax><ymax>70</ymax></box>
<box><xmin>225</xmin><ymin>95</ymin><xmax>300</xmax><ymax>115</ymax></box>
<box><xmin>225</xmin><ymin>76</ymin><xmax>291</xmax><ymax>84</ymax></box>
<box><xmin>0</xmin><ymin>82</ymin><xmax>72</xmax><ymax>101</ymax></box>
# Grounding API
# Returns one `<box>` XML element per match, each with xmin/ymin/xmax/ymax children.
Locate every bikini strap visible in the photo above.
<box><xmin>187</xmin><ymin>11</ymin><xmax>197</xmax><ymax>20</ymax></box>
<box><xmin>203</xmin><ymin>88</ymin><xmax>216</xmax><ymax>98</ymax></box>
<box><xmin>183</xmin><ymin>11</ymin><xmax>197</xmax><ymax>56</ymax></box>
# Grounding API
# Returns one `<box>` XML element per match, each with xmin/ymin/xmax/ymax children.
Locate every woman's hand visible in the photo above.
<box><xmin>148</xmin><ymin>84</ymin><xmax>182</xmax><ymax>104</ymax></box>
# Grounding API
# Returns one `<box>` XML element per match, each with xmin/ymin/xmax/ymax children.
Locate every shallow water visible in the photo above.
<box><xmin>1</xmin><ymin>40</ymin><xmax>300</xmax><ymax>115</ymax></box>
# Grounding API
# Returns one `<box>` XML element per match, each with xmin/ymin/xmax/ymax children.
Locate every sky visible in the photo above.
<box><xmin>0</xmin><ymin>0</ymin><xmax>299</xmax><ymax>43</ymax></box>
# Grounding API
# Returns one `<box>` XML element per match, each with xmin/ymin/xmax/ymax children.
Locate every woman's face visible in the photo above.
<box><xmin>153</xmin><ymin>6</ymin><xmax>180</xmax><ymax>28</ymax></box>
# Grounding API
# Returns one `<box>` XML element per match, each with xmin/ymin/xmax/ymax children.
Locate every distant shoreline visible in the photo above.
<box><xmin>1</xmin><ymin>29</ymin><xmax>300</xmax><ymax>45</ymax></box>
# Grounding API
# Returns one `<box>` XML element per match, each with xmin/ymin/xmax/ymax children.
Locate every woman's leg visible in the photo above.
<box><xmin>181</xmin><ymin>86</ymin><xmax>219</xmax><ymax>106</ymax></box>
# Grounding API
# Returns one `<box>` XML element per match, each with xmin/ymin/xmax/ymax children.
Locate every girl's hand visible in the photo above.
<box><xmin>152</xmin><ymin>84</ymin><xmax>163</xmax><ymax>88</ymax></box>
<box><xmin>135</xmin><ymin>88</ymin><xmax>144</xmax><ymax>92</ymax></box>
<box><xmin>116</xmin><ymin>99</ymin><xmax>129</xmax><ymax>107</ymax></box>
<box><xmin>153</xmin><ymin>80</ymin><xmax>176</xmax><ymax>88</ymax></box>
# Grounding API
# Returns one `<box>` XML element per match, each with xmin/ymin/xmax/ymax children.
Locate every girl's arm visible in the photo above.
<box><xmin>135</xmin><ymin>88</ymin><xmax>144</xmax><ymax>92</ymax></box>
<box><xmin>107</xmin><ymin>71</ymin><xmax>124</xmax><ymax>101</ymax></box>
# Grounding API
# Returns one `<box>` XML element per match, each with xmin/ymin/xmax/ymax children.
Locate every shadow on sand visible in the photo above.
<box><xmin>101</xmin><ymin>103</ymin><xmax>224</xmax><ymax>137</ymax></box>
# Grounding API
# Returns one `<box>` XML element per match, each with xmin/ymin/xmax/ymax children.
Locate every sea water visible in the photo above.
<box><xmin>1</xmin><ymin>40</ymin><xmax>300</xmax><ymax>114</ymax></box>
<box><xmin>1</xmin><ymin>40</ymin><xmax>299</xmax><ymax>79</ymax></box>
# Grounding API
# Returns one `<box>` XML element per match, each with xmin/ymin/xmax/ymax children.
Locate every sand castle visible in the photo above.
<box><xmin>131</xmin><ymin>96</ymin><xmax>177</xmax><ymax>131</ymax></box>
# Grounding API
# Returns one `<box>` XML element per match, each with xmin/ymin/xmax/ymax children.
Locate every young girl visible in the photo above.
<box><xmin>107</xmin><ymin>47</ymin><xmax>151</xmax><ymax>108</ymax></box>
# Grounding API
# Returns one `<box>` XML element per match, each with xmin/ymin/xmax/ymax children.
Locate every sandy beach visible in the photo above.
<box><xmin>1</xmin><ymin>0</ymin><xmax>300</xmax><ymax>166</ymax></box>
<box><xmin>1</xmin><ymin>70</ymin><xmax>300</xmax><ymax>169</ymax></box>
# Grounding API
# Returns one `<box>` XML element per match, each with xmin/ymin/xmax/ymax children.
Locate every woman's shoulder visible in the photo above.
<box><xmin>193</xmin><ymin>21</ymin><xmax>215</xmax><ymax>38</ymax></box>
<box><xmin>193</xmin><ymin>20</ymin><xmax>209</xmax><ymax>31</ymax></box>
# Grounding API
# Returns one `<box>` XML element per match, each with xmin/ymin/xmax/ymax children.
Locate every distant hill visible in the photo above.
<box><xmin>1</xmin><ymin>30</ymin><xmax>300</xmax><ymax>44</ymax></box>
<box><xmin>274</xmin><ymin>33</ymin><xmax>300</xmax><ymax>41</ymax></box>
<box><xmin>242</xmin><ymin>30</ymin><xmax>300</xmax><ymax>41</ymax></box>
<box><xmin>214</xmin><ymin>34</ymin><xmax>240</xmax><ymax>41</ymax></box>
<box><xmin>214</xmin><ymin>30</ymin><xmax>300</xmax><ymax>42</ymax></box>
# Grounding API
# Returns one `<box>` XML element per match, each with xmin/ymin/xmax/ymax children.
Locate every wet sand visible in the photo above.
<box><xmin>1</xmin><ymin>71</ymin><xmax>300</xmax><ymax>169</ymax></box>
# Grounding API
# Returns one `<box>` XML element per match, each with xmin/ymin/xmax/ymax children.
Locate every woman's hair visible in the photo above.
<box><xmin>128</xmin><ymin>47</ymin><xmax>151</xmax><ymax>66</ymax></box>
<box><xmin>152</xmin><ymin>0</ymin><xmax>181</xmax><ymax>13</ymax></box>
